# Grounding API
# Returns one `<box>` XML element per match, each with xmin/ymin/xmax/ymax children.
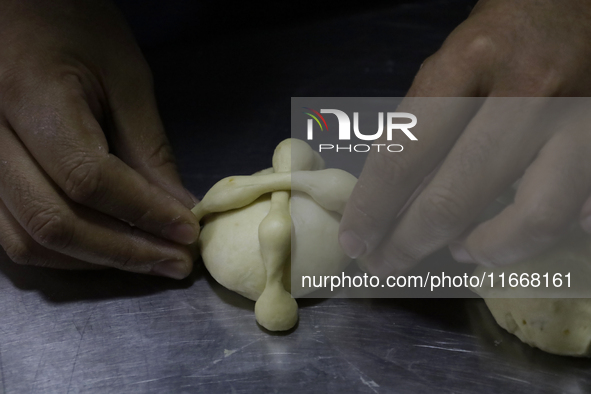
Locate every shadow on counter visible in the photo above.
<box><xmin>0</xmin><ymin>251</ymin><xmax>203</xmax><ymax>303</ymax></box>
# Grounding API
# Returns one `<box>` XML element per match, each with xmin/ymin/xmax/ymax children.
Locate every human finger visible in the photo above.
<box><xmin>0</xmin><ymin>198</ymin><xmax>100</xmax><ymax>270</ymax></box>
<box><xmin>338</xmin><ymin>52</ymin><xmax>484</xmax><ymax>259</ymax></box>
<box><xmin>453</xmin><ymin>127</ymin><xmax>591</xmax><ymax>266</ymax></box>
<box><xmin>365</xmin><ymin>98</ymin><xmax>552</xmax><ymax>276</ymax></box>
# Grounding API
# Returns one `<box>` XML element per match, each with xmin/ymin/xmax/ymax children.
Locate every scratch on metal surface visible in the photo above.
<box><xmin>360</xmin><ymin>375</ymin><xmax>380</xmax><ymax>392</ymax></box>
<box><xmin>210</xmin><ymin>339</ymin><xmax>262</xmax><ymax>365</ymax></box>
<box><xmin>88</xmin><ymin>375</ymin><xmax>119</xmax><ymax>385</ymax></box>
<box><xmin>175</xmin><ymin>340</ymin><xmax>216</xmax><ymax>344</ymax></box>
<box><xmin>31</xmin><ymin>346</ymin><xmax>47</xmax><ymax>391</ymax></box>
<box><xmin>66</xmin><ymin>313</ymin><xmax>93</xmax><ymax>394</ymax></box>
<box><xmin>181</xmin><ymin>301</ymin><xmax>214</xmax><ymax>313</ymax></box>
<box><xmin>111</xmin><ymin>307</ymin><xmax>190</xmax><ymax>316</ymax></box>
<box><xmin>331</xmin><ymin>346</ymin><xmax>380</xmax><ymax>393</ymax></box>
<box><xmin>266</xmin><ymin>352</ymin><xmax>298</xmax><ymax>356</ymax></box>
<box><xmin>385</xmin><ymin>348</ymin><xmax>396</xmax><ymax>359</ymax></box>
<box><xmin>132</xmin><ymin>376</ymin><xmax>176</xmax><ymax>385</ymax></box>
<box><xmin>426</xmin><ymin>328</ymin><xmax>477</xmax><ymax>339</ymax></box>
<box><xmin>316</xmin><ymin>325</ymin><xmax>378</xmax><ymax>331</ymax></box>
<box><xmin>496</xmin><ymin>374</ymin><xmax>531</xmax><ymax>385</ymax></box>
<box><xmin>183</xmin><ymin>376</ymin><xmax>259</xmax><ymax>386</ymax></box>
<box><xmin>310</xmin><ymin>310</ymin><xmax>352</xmax><ymax>318</ymax></box>
<box><xmin>317</xmin><ymin>356</ymin><xmax>335</xmax><ymax>360</ymax></box>
<box><xmin>414</xmin><ymin>345</ymin><xmax>473</xmax><ymax>353</ymax></box>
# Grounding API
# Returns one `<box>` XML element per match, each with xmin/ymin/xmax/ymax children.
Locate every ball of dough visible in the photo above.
<box><xmin>199</xmin><ymin>191</ymin><xmax>351</xmax><ymax>301</ymax></box>
<box><xmin>472</xmin><ymin>228</ymin><xmax>591</xmax><ymax>356</ymax></box>
<box><xmin>193</xmin><ymin>138</ymin><xmax>356</xmax><ymax>331</ymax></box>
<box><xmin>483</xmin><ymin>298</ymin><xmax>591</xmax><ymax>356</ymax></box>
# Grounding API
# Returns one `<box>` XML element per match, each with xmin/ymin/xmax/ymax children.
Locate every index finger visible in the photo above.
<box><xmin>338</xmin><ymin>36</ymin><xmax>497</xmax><ymax>259</ymax></box>
<box><xmin>338</xmin><ymin>98</ymin><xmax>480</xmax><ymax>259</ymax></box>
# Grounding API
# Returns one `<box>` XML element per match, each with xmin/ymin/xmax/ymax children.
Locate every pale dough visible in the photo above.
<box><xmin>193</xmin><ymin>139</ymin><xmax>356</xmax><ymax>331</ymax></box>
<box><xmin>482</xmin><ymin>298</ymin><xmax>591</xmax><ymax>357</ymax></box>
<box><xmin>472</xmin><ymin>228</ymin><xmax>591</xmax><ymax>356</ymax></box>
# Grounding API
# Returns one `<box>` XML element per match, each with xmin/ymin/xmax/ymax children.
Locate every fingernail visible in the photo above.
<box><xmin>162</xmin><ymin>222</ymin><xmax>199</xmax><ymax>245</ymax></box>
<box><xmin>151</xmin><ymin>260</ymin><xmax>191</xmax><ymax>279</ymax></box>
<box><xmin>581</xmin><ymin>216</ymin><xmax>591</xmax><ymax>234</ymax></box>
<box><xmin>339</xmin><ymin>231</ymin><xmax>367</xmax><ymax>259</ymax></box>
<box><xmin>449</xmin><ymin>242</ymin><xmax>474</xmax><ymax>263</ymax></box>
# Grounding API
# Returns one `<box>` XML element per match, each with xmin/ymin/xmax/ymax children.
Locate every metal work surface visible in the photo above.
<box><xmin>1</xmin><ymin>1</ymin><xmax>591</xmax><ymax>393</ymax></box>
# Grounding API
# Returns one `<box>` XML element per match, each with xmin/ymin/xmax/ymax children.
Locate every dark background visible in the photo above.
<box><xmin>3</xmin><ymin>1</ymin><xmax>591</xmax><ymax>393</ymax></box>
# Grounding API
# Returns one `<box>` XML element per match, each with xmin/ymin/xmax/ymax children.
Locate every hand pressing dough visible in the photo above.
<box><xmin>472</xmin><ymin>228</ymin><xmax>591</xmax><ymax>356</ymax></box>
<box><xmin>193</xmin><ymin>139</ymin><xmax>356</xmax><ymax>331</ymax></box>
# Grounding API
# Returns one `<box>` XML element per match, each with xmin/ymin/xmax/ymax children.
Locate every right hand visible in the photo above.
<box><xmin>339</xmin><ymin>0</ymin><xmax>591</xmax><ymax>276</ymax></box>
<box><xmin>0</xmin><ymin>0</ymin><xmax>199</xmax><ymax>279</ymax></box>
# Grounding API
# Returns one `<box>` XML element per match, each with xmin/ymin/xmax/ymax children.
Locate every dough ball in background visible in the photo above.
<box><xmin>484</xmin><ymin>298</ymin><xmax>591</xmax><ymax>357</ymax></box>
<box><xmin>472</xmin><ymin>228</ymin><xmax>591</xmax><ymax>357</ymax></box>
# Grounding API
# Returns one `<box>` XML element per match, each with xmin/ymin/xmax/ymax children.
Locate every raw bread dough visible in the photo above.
<box><xmin>472</xmin><ymin>228</ymin><xmax>591</xmax><ymax>356</ymax></box>
<box><xmin>482</xmin><ymin>298</ymin><xmax>591</xmax><ymax>357</ymax></box>
<box><xmin>193</xmin><ymin>139</ymin><xmax>356</xmax><ymax>331</ymax></box>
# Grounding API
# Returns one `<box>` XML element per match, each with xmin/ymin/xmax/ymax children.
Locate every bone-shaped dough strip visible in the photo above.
<box><xmin>191</xmin><ymin>173</ymin><xmax>290</xmax><ymax>222</ymax></box>
<box><xmin>191</xmin><ymin>169</ymin><xmax>356</xmax><ymax>222</ymax></box>
<box><xmin>254</xmin><ymin>149</ymin><xmax>297</xmax><ymax>330</ymax></box>
<box><xmin>290</xmin><ymin>169</ymin><xmax>356</xmax><ymax>215</ymax></box>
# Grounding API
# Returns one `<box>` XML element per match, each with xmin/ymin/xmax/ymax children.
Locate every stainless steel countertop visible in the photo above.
<box><xmin>2</xmin><ymin>261</ymin><xmax>591</xmax><ymax>393</ymax></box>
<box><xmin>2</xmin><ymin>1</ymin><xmax>590</xmax><ymax>392</ymax></box>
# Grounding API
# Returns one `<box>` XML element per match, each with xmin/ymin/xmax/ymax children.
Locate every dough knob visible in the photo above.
<box><xmin>255</xmin><ymin>283</ymin><xmax>298</xmax><ymax>331</ymax></box>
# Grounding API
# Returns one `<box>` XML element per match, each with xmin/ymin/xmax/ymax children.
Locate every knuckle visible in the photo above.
<box><xmin>50</xmin><ymin>68</ymin><xmax>90</xmax><ymax>99</ymax></box>
<box><xmin>419</xmin><ymin>54</ymin><xmax>437</xmax><ymax>70</ymax></box>
<box><xmin>512</xmin><ymin>67</ymin><xmax>563</xmax><ymax>96</ymax></box>
<box><xmin>418</xmin><ymin>189</ymin><xmax>468</xmax><ymax>234</ymax></box>
<box><xmin>459</xmin><ymin>33</ymin><xmax>496</xmax><ymax>64</ymax></box>
<box><xmin>520</xmin><ymin>205</ymin><xmax>566</xmax><ymax>243</ymax></box>
<box><xmin>419</xmin><ymin>52</ymin><xmax>442</xmax><ymax>72</ymax></box>
<box><xmin>61</xmin><ymin>155</ymin><xmax>105</xmax><ymax>204</ymax></box>
<box><xmin>24</xmin><ymin>206</ymin><xmax>73</xmax><ymax>250</ymax></box>
<box><xmin>53</xmin><ymin>67</ymin><xmax>85</xmax><ymax>87</ymax></box>
<box><xmin>146</xmin><ymin>140</ymin><xmax>177</xmax><ymax>170</ymax></box>
<box><xmin>438</xmin><ymin>30</ymin><xmax>497</xmax><ymax>71</ymax></box>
